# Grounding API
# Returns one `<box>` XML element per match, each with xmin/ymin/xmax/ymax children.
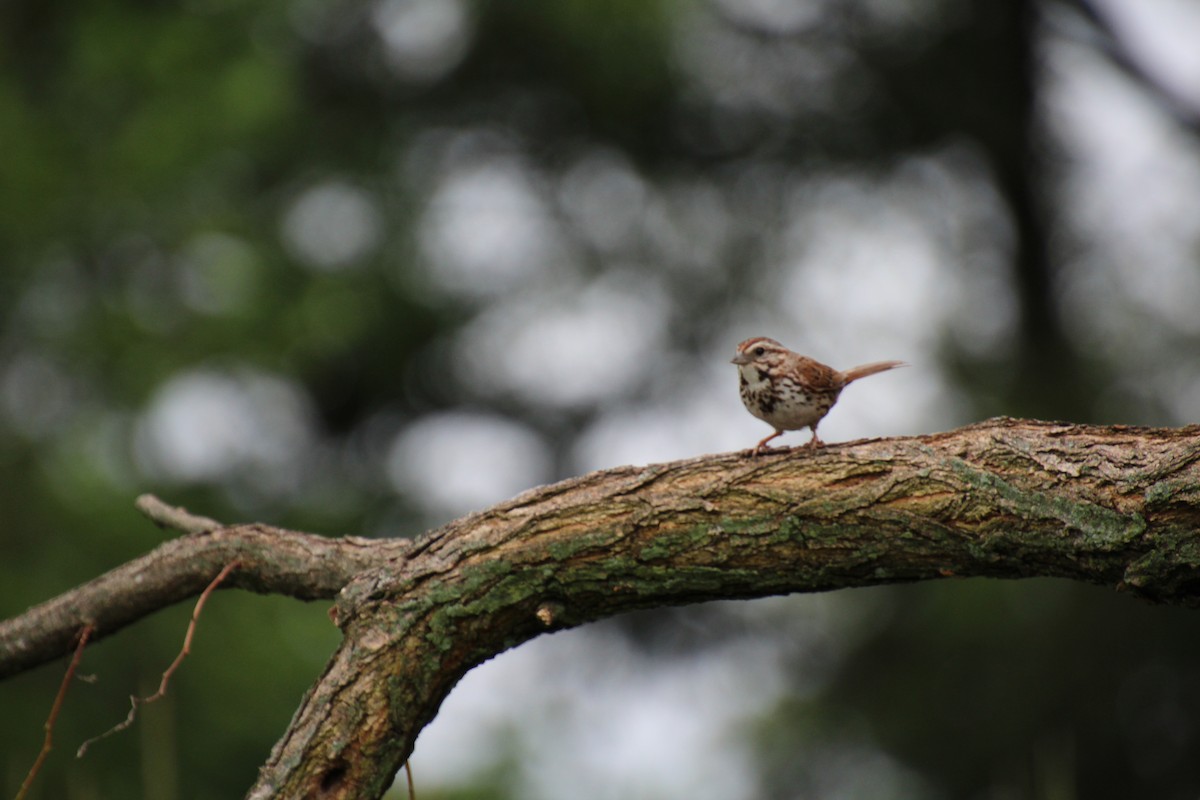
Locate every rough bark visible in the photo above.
<box><xmin>3</xmin><ymin>418</ymin><xmax>1200</xmax><ymax>799</ymax></box>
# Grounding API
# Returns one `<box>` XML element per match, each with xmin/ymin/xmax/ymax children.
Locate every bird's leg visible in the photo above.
<box><xmin>805</xmin><ymin>426</ymin><xmax>825</xmax><ymax>449</ymax></box>
<box><xmin>752</xmin><ymin>430</ymin><xmax>785</xmax><ymax>456</ymax></box>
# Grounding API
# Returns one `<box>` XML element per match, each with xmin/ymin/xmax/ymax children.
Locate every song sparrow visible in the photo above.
<box><xmin>732</xmin><ymin>337</ymin><xmax>905</xmax><ymax>454</ymax></box>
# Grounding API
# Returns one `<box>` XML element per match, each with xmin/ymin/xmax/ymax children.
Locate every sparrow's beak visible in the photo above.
<box><xmin>730</xmin><ymin>353</ymin><xmax>750</xmax><ymax>366</ymax></box>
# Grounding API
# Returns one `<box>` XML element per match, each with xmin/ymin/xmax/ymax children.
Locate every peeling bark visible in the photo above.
<box><xmin>3</xmin><ymin>418</ymin><xmax>1200</xmax><ymax>799</ymax></box>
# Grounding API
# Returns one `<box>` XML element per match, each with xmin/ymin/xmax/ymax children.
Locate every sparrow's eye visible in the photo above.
<box><xmin>753</xmin><ymin>347</ymin><xmax>765</xmax><ymax>356</ymax></box>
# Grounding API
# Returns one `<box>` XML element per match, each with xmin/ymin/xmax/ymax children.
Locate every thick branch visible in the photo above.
<box><xmin>248</xmin><ymin>418</ymin><xmax>1200</xmax><ymax>799</ymax></box>
<box><xmin>0</xmin><ymin>524</ymin><xmax>409</xmax><ymax>679</ymax></box>
<box><xmin>4</xmin><ymin>418</ymin><xmax>1200</xmax><ymax>799</ymax></box>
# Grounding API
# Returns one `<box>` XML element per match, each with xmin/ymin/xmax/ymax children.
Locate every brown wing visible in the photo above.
<box><xmin>796</xmin><ymin>356</ymin><xmax>846</xmax><ymax>393</ymax></box>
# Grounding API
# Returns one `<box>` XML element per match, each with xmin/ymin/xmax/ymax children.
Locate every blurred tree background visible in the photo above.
<box><xmin>3</xmin><ymin>0</ymin><xmax>1200</xmax><ymax>797</ymax></box>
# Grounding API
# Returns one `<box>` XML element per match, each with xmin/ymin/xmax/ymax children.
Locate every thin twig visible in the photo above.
<box><xmin>405</xmin><ymin>760</ymin><xmax>416</xmax><ymax>800</ymax></box>
<box><xmin>77</xmin><ymin>561</ymin><xmax>240</xmax><ymax>757</ymax></box>
<box><xmin>16</xmin><ymin>623</ymin><xmax>94</xmax><ymax>800</ymax></box>
<box><xmin>135</xmin><ymin>493</ymin><xmax>222</xmax><ymax>534</ymax></box>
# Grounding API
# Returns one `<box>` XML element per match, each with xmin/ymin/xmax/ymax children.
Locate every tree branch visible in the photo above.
<box><xmin>0</xmin><ymin>523</ymin><xmax>410</xmax><ymax>679</ymax></box>
<box><xmin>134</xmin><ymin>493</ymin><xmax>223</xmax><ymax>534</ymax></box>
<box><xmin>252</xmin><ymin>418</ymin><xmax>1200</xmax><ymax>799</ymax></box>
<box><xmin>3</xmin><ymin>418</ymin><xmax>1200</xmax><ymax>799</ymax></box>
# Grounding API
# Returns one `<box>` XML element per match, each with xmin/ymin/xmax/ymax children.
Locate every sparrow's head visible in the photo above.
<box><xmin>731</xmin><ymin>337</ymin><xmax>787</xmax><ymax>367</ymax></box>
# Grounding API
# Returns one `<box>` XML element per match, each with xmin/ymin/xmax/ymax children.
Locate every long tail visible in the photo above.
<box><xmin>839</xmin><ymin>360</ymin><xmax>906</xmax><ymax>384</ymax></box>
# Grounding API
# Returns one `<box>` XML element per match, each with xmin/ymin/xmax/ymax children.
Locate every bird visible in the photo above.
<box><xmin>731</xmin><ymin>336</ymin><xmax>905</xmax><ymax>455</ymax></box>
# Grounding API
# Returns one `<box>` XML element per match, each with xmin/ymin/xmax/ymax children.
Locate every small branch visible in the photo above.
<box><xmin>15</xmin><ymin>623</ymin><xmax>94</xmax><ymax>800</ymax></box>
<box><xmin>149</xmin><ymin>560</ymin><xmax>241</xmax><ymax>700</ymax></box>
<box><xmin>135</xmin><ymin>494</ymin><xmax>223</xmax><ymax>534</ymax></box>
<box><xmin>0</xmin><ymin>525</ymin><xmax>411</xmax><ymax>679</ymax></box>
<box><xmin>77</xmin><ymin>561</ymin><xmax>240</xmax><ymax>757</ymax></box>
